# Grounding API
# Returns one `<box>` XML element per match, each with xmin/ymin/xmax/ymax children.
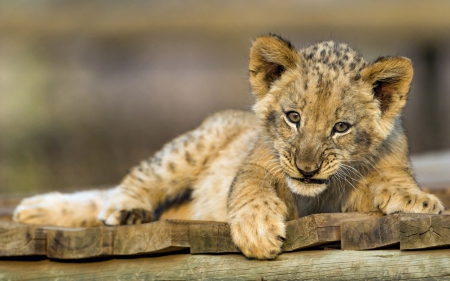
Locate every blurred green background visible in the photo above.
<box><xmin>1</xmin><ymin>0</ymin><xmax>450</xmax><ymax>194</ymax></box>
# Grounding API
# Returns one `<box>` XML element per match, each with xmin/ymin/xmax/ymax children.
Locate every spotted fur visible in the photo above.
<box><xmin>14</xmin><ymin>34</ymin><xmax>443</xmax><ymax>260</ymax></box>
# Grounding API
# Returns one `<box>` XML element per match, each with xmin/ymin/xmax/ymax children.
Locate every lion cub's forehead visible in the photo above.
<box><xmin>283</xmin><ymin>41</ymin><xmax>371</xmax><ymax>104</ymax></box>
<box><xmin>277</xmin><ymin>41</ymin><xmax>371</xmax><ymax>121</ymax></box>
<box><xmin>300</xmin><ymin>41</ymin><xmax>367</xmax><ymax>72</ymax></box>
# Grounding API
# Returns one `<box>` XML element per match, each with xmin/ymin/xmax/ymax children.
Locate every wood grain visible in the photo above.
<box><xmin>189</xmin><ymin>212</ymin><xmax>382</xmax><ymax>254</ymax></box>
<box><xmin>113</xmin><ymin>220</ymin><xmax>210</xmax><ymax>255</ymax></box>
<box><xmin>400</xmin><ymin>214</ymin><xmax>450</xmax><ymax>250</ymax></box>
<box><xmin>46</xmin><ymin>226</ymin><xmax>114</xmax><ymax>259</ymax></box>
<box><xmin>48</xmin><ymin>219</ymin><xmax>220</xmax><ymax>258</ymax></box>
<box><xmin>189</xmin><ymin>222</ymin><xmax>238</xmax><ymax>254</ymax></box>
<box><xmin>283</xmin><ymin>212</ymin><xmax>382</xmax><ymax>251</ymax></box>
<box><xmin>4</xmin><ymin>212</ymin><xmax>450</xmax><ymax>260</ymax></box>
<box><xmin>1</xmin><ymin>220</ymin><xmax>213</xmax><ymax>259</ymax></box>
<box><xmin>0</xmin><ymin>221</ymin><xmax>46</xmax><ymax>256</ymax></box>
<box><xmin>341</xmin><ymin>214</ymin><xmax>400</xmax><ymax>250</ymax></box>
<box><xmin>2</xmin><ymin>249</ymin><xmax>450</xmax><ymax>280</ymax></box>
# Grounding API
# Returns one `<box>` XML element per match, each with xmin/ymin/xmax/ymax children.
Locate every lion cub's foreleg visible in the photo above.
<box><xmin>344</xmin><ymin>167</ymin><xmax>444</xmax><ymax>215</ymax></box>
<box><xmin>370</xmin><ymin>168</ymin><xmax>443</xmax><ymax>215</ymax></box>
<box><xmin>228</xmin><ymin>163</ymin><xmax>288</xmax><ymax>260</ymax></box>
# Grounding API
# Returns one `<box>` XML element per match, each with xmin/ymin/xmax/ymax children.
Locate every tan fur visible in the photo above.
<box><xmin>14</xmin><ymin>34</ymin><xmax>443</xmax><ymax>260</ymax></box>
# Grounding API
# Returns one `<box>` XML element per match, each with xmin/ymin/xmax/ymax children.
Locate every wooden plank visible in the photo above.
<box><xmin>2</xmin><ymin>249</ymin><xmax>450</xmax><ymax>280</ymax></box>
<box><xmin>113</xmin><ymin>220</ymin><xmax>209</xmax><ymax>255</ymax></box>
<box><xmin>341</xmin><ymin>214</ymin><xmax>400</xmax><ymax>250</ymax></box>
<box><xmin>400</xmin><ymin>214</ymin><xmax>450</xmax><ymax>250</ymax></box>
<box><xmin>0</xmin><ymin>219</ymin><xmax>211</xmax><ymax>258</ymax></box>
<box><xmin>46</xmin><ymin>226</ymin><xmax>114</xmax><ymax>259</ymax></box>
<box><xmin>283</xmin><ymin>214</ymin><xmax>333</xmax><ymax>251</ymax></box>
<box><xmin>189</xmin><ymin>212</ymin><xmax>382</xmax><ymax>254</ymax></box>
<box><xmin>189</xmin><ymin>222</ymin><xmax>238</xmax><ymax>254</ymax></box>
<box><xmin>0</xmin><ymin>221</ymin><xmax>46</xmax><ymax>256</ymax></box>
<box><xmin>283</xmin><ymin>212</ymin><xmax>382</xmax><ymax>251</ymax></box>
<box><xmin>10</xmin><ymin>212</ymin><xmax>450</xmax><ymax>259</ymax></box>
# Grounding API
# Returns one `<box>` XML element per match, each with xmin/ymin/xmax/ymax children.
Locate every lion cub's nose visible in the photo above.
<box><xmin>297</xmin><ymin>166</ymin><xmax>320</xmax><ymax>178</ymax></box>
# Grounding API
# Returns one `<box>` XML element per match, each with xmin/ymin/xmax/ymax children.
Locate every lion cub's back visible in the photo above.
<box><xmin>184</xmin><ymin>110</ymin><xmax>260</xmax><ymax>221</ymax></box>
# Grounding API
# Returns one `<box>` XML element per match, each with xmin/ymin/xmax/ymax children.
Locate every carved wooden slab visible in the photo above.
<box><xmin>113</xmin><ymin>220</ymin><xmax>210</xmax><ymax>255</ymax></box>
<box><xmin>46</xmin><ymin>226</ymin><xmax>114</xmax><ymax>259</ymax></box>
<box><xmin>0</xmin><ymin>220</ymin><xmax>211</xmax><ymax>259</ymax></box>
<box><xmin>189</xmin><ymin>222</ymin><xmax>237</xmax><ymax>254</ymax></box>
<box><xmin>3</xmin><ymin>212</ymin><xmax>450</xmax><ymax>259</ymax></box>
<box><xmin>0</xmin><ymin>221</ymin><xmax>46</xmax><ymax>256</ymax></box>
<box><xmin>341</xmin><ymin>213</ymin><xmax>450</xmax><ymax>251</ymax></box>
<box><xmin>400</xmin><ymin>214</ymin><xmax>450</xmax><ymax>250</ymax></box>
<box><xmin>341</xmin><ymin>214</ymin><xmax>401</xmax><ymax>250</ymax></box>
<box><xmin>189</xmin><ymin>212</ymin><xmax>382</xmax><ymax>254</ymax></box>
<box><xmin>283</xmin><ymin>212</ymin><xmax>382</xmax><ymax>251</ymax></box>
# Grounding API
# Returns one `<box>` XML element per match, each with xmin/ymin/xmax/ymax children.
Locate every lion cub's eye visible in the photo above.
<box><xmin>286</xmin><ymin>111</ymin><xmax>301</xmax><ymax>124</ymax></box>
<box><xmin>333</xmin><ymin>122</ymin><xmax>351</xmax><ymax>133</ymax></box>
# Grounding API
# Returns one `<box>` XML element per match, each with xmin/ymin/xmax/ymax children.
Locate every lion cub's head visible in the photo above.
<box><xmin>249</xmin><ymin>34</ymin><xmax>413</xmax><ymax>197</ymax></box>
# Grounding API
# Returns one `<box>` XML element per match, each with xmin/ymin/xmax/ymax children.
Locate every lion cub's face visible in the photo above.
<box><xmin>249</xmin><ymin>35</ymin><xmax>413</xmax><ymax>197</ymax></box>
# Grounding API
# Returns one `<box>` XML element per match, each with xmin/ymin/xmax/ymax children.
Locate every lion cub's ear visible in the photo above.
<box><xmin>361</xmin><ymin>56</ymin><xmax>413</xmax><ymax>120</ymax></box>
<box><xmin>249</xmin><ymin>34</ymin><xmax>300</xmax><ymax>98</ymax></box>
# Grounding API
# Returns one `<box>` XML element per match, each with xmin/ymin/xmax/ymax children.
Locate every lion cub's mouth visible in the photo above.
<box><xmin>286</xmin><ymin>176</ymin><xmax>329</xmax><ymax>197</ymax></box>
<box><xmin>291</xmin><ymin>177</ymin><xmax>329</xmax><ymax>185</ymax></box>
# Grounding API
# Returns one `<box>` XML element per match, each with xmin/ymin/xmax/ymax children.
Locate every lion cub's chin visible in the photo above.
<box><xmin>286</xmin><ymin>176</ymin><xmax>327</xmax><ymax>197</ymax></box>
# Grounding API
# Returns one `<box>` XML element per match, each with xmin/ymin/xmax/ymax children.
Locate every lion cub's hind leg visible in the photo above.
<box><xmin>96</xmin><ymin>110</ymin><xmax>258</xmax><ymax>226</ymax></box>
<box><xmin>13</xmin><ymin>190</ymin><xmax>109</xmax><ymax>227</ymax></box>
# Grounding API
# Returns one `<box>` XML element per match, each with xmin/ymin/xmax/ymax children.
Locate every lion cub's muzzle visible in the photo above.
<box><xmin>294</xmin><ymin>162</ymin><xmax>328</xmax><ymax>184</ymax></box>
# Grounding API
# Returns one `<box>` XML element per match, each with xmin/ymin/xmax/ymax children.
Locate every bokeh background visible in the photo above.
<box><xmin>1</xmin><ymin>0</ymin><xmax>450</xmax><ymax>195</ymax></box>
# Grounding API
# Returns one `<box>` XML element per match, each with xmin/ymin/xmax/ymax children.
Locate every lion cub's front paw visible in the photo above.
<box><xmin>375</xmin><ymin>187</ymin><xmax>444</xmax><ymax>215</ymax></box>
<box><xmin>97</xmin><ymin>190</ymin><xmax>154</xmax><ymax>226</ymax></box>
<box><xmin>229</xmin><ymin>201</ymin><xmax>286</xmax><ymax>260</ymax></box>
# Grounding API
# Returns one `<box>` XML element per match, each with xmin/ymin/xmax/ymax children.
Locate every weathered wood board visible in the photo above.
<box><xmin>0</xmin><ymin>221</ymin><xmax>46</xmax><ymax>256</ymax></box>
<box><xmin>341</xmin><ymin>214</ymin><xmax>401</xmax><ymax>250</ymax></box>
<box><xmin>3</xmin><ymin>212</ymin><xmax>450</xmax><ymax>260</ymax></box>
<box><xmin>189</xmin><ymin>212</ymin><xmax>382</xmax><ymax>254</ymax></box>
<box><xmin>46</xmin><ymin>226</ymin><xmax>114</xmax><ymax>259</ymax></box>
<box><xmin>0</xmin><ymin>220</ymin><xmax>212</xmax><ymax>259</ymax></box>
<box><xmin>113</xmin><ymin>220</ymin><xmax>210</xmax><ymax>255</ymax></box>
<box><xmin>400</xmin><ymin>214</ymin><xmax>450</xmax><ymax>250</ymax></box>
<box><xmin>189</xmin><ymin>222</ymin><xmax>238</xmax><ymax>254</ymax></box>
<box><xmin>341</xmin><ymin>213</ymin><xmax>450</xmax><ymax>251</ymax></box>
<box><xmin>283</xmin><ymin>212</ymin><xmax>382</xmax><ymax>251</ymax></box>
<box><xmin>3</xmin><ymin>249</ymin><xmax>450</xmax><ymax>280</ymax></box>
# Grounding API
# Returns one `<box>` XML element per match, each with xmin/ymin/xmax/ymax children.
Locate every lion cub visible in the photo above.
<box><xmin>14</xmin><ymin>34</ymin><xmax>443</xmax><ymax>260</ymax></box>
